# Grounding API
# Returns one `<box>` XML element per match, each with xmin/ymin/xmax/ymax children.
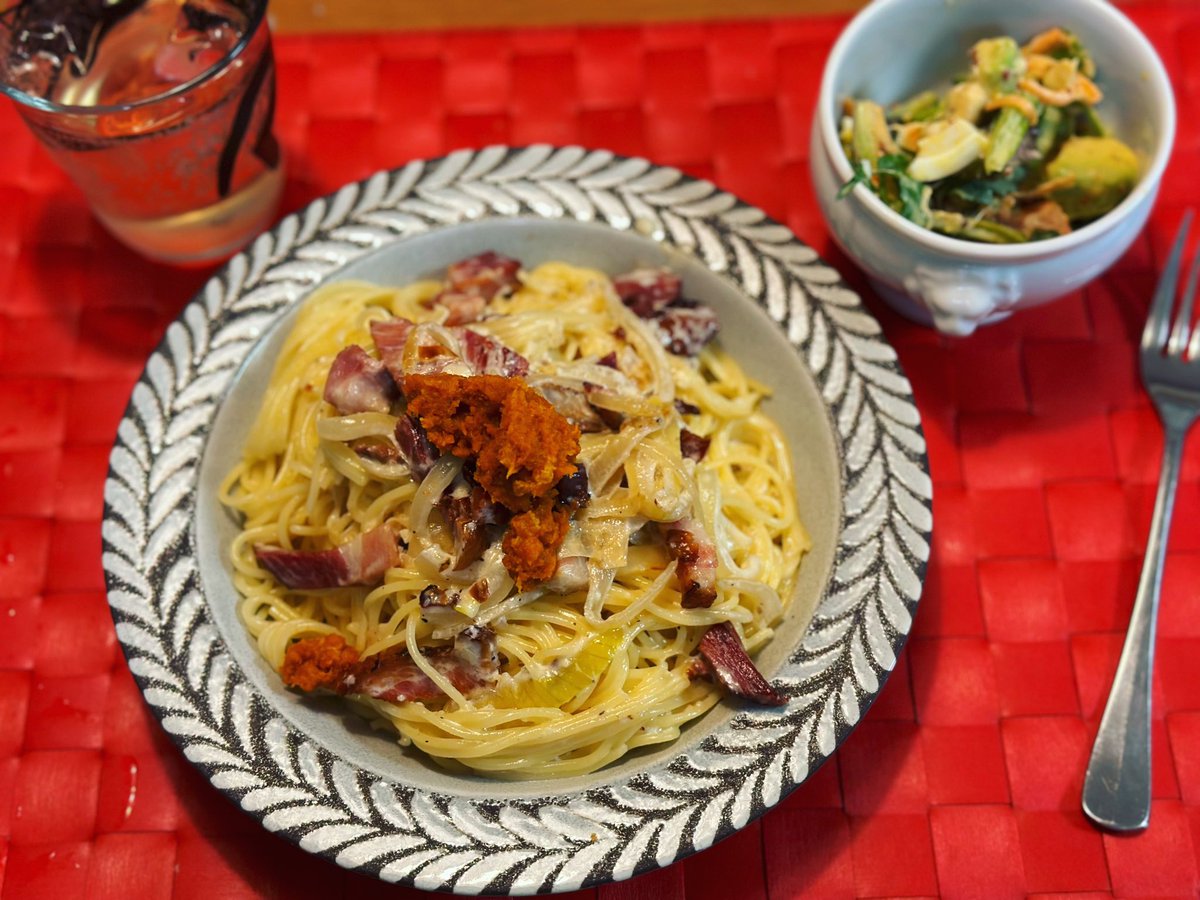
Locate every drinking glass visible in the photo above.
<box><xmin>0</xmin><ymin>0</ymin><xmax>284</xmax><ymax>264</ymax></box>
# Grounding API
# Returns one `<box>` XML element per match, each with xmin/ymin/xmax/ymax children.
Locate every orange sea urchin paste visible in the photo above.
<box><xmin>281</xmin><ymin>634</ymin><xmax>360</xmax><ymax>692</ymax></box>
<box><xmin>404</xmin><ymin>373</ymin><xmax>582</xmax><ymax>587</ymax></box>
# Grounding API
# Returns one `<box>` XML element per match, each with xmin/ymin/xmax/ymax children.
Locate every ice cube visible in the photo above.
<box><xmin>178</xmin><ymin>0</ymin><xmax>246</xmax><ymax>41</ymax></box>
<box><xmin>154</xmin><ymin>0</ymin><xmax>245</xmax><ymax>84</ymax></box>
<box><xmin>153</xmin><ymin>33</ymin><xmax>225</xmax><ymax>83</ymax></box>
<box><xmin>2</xmin><ymin>0</ymin><xmax>147</xmax><ymax>99</ymax></box>
<box><xmin>3</xmin><ymin>53</ymin><xmax>57</xmax><ymax>99</ymax></box>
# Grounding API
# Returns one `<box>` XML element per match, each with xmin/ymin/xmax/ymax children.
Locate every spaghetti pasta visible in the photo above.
<box><xmin>220</xmin><ymin>254</ymin><xmax>810</xmax><ymax>778</ymax></box>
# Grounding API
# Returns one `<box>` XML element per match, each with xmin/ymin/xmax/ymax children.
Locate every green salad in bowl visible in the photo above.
<box><xmin>837</xmin><ymin>27</ymin><xmax>1139</xmax><ymax>243</ymax></box>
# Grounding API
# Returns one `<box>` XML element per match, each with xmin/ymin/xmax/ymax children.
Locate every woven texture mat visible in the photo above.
<box><xmin>3</xmin><ymin>4</ymin><xmax>1200</xmax><ymax>897</ymax></box>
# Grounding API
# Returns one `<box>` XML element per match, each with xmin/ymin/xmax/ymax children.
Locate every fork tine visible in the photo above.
<box><xmin>1145</xmin><ymin>210</ymin><xmax>1194</xmax><ymax>352</ymax></box>
<box><xmin>1170</xmin><ymin>237</ymin><xmax>1200</xmax><ymax>357</ymax></box>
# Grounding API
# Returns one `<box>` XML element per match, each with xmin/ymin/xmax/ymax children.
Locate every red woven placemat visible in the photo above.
<box><xmin>2</xmin><ymin>6</ymin><xmax>1200</xmax><ymax>898</ymax></box>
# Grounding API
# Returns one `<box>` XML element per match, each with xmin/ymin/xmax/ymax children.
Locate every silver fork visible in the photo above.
<box><xmin>1082</xmin><ymin>210</ymin><xmax>1200</xmax><ymax>832</ymax></box>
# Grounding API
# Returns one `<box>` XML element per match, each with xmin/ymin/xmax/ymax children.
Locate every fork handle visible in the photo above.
<box><xmin>1082</xmin><ymin>424</ymin><xmax>1187</xmax><ymax>832</ymax></box>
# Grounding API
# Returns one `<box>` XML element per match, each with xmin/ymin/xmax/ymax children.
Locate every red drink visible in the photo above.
<box><xmin>1</xmin><ymin>0</ymin><xmax>283</xmax><ymax>263</ymax></box>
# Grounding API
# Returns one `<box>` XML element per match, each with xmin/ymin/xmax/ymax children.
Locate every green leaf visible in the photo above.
<box><xmin>837</xmin><ymin>154</ymin><xmax>931</xmax><ymax>228</ymax></box>
<box><xmin>873</xmin><ymin>155</ymin><xmax>931</xmax><ymax>227</ymax></box>
<box><xmin>874</xmin><ymin>154</ymin><xmax>912</xmax><ymax>175</ymax></box>
<box><xmin>948</xmin><ymin>164</ymin><xmax>1026</xmax><ymax>209</ymax></box>
<box><xmin>837</xmin><ymin>161</ymin><xmax>873</xmax><ymax>199</ymax></box>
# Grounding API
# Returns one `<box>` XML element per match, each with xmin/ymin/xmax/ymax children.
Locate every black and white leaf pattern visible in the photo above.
<box><xmin>369</xmin><ymin>782</ymin><xmax>415</xmax><ymax>831</ymax></box>
<box><xmin>264</xmin><ymin>718</ymin><xmax>298</xmax><ymax>782</ymax></box>
<box><xmin>188</xmin><ymin>743</ymin><xmax>254</xmax><ymax>771</ymax></box>
<box><xmin>761</xmin><ymin>750</ymin><xmax>786</xmax><ymax>808</ymax></box>
<box><xmin>102</xmin><ymin>145</ymin><xmax>930</xmax><ymax>894</ymax></box>
<box><xmin>297</xmin><ymin>741</ymin><xmax>326</xmax><ymax>792</ymax></box>
<box><xmin>446</xmin><ymin>801</ymin><xmax>512</xmax><ymax>847</ymax></box>
<box><xmin>334</xmin><ymin>832</ymin><xmax>424</xmax><ymax>869</ymax></box>
<box><xmin>498</xmin><ymin>808</ymin><xmax>566</xmax><ymax>850</ymax></box>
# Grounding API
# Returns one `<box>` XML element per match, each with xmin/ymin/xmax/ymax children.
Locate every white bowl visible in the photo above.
<box><xmin>103</xmin><ymin>147</ymin><xmax>933</xmax><ymax>892</ymax></box>
<box><xmin>810</xmin><ymin>0</ymin><xmax>1176</xmax><ymax>335</ymax></box>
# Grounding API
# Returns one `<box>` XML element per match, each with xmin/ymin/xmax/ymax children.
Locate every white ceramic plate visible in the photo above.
<box><xmin>102</xmin><ymin>145</ymin><xmax>931</xmax><ymax>894</ymax></box>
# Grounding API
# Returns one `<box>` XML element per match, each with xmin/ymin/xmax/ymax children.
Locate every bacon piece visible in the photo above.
<box><xmin>698</xmin><ymin>622</ymin><xmax>786</xmax><ymax>706</ymax></box>
<box><xmin>582</xmin><ymin>383</ymin><xmax>625</xmax><ymax>432</ymax></box>
<box><xmin>613</xmin><ymin>267</ymin><xmax>682</xmax><ymax>317</ymax></box>
<box><xmin>447</xmin><ymin>252</ymin><xmax>521</xmax><ymax>298</ymax></box>
<box><xmin>459</xmin><ymin>329</ymin><xmax>530</xmax><ymax>377</ymax></box>
<box><xmin>323</xmin><ymin>345</ymin><xmax>397</xmax><ymax>414</ymax></box>
<box><xmin>597</xmin><ymin>351</ymin><xmax>619</xmax><ymax>369</ymax></box>
<box><xmin>417</xmin><ymin>583</ymin><xmax>463</xmax><ymax>628</ymax></box>
<box><xmin>340</xmin><ymin>626</ymin><xmax>499</xmax><ymax>703</ymax></box>
<box><xmin>468</xmin><ymin>577</ymin><xmax>492</xmax><ymax>604</ymax></box>
<box><xmin>656</xmin><ymin>304</ymin><xmax>719</xmax><ymax>357</ymax></box>
<box><xmin>369</xmin><ymin>317</ymin><xmax>417</xmax><ymax>382</ymax></box>
<box><xmin>674</xmin><ymin>399</ymin><xmax>701</xmax><ymax>416</ymax></box>
<box><xmin>687</xmin><ymin>655</ymin><xmax>713</xmax><ymax>680</ymax></box>
<box><xmin>407</xmin><ymin>325</ymin><xmax>473</xmax><ymax>378</ymax></box>
<box><xmin>437</xmin><ymin>292</ymin><xmax>489</xmax><ymax>327</ymax></box>
<box><xmin>611</xmin><ymin>267</ymin><xmax>718</xmax><ymax>357</ymax></box>
<box><xmin>394</xmin><ymin>415</ymin><xmax>440</xmax><ymax>480</ymax></box>
<box><xmin>435</xmin><ymin>252</ymin><xmax>522</xmax><ymax>326</ymax></box>
<box><xmin>352</xmin><ymin>437</ymin><xmax>400</xmax><ymax>464</ymax></box>
<box><xmin>369</xmin><ymin>316</ymin><xmax>528</xmax><ymax>380</ymax></box>
<box><xmin>555</xmin><ymin>463</ymin><xmax>590</xmax><ymax>510</ymax></box>
<box><xmin>536</xmin><ymin>383</ymin><xmax>606</xmax><ymax>433</ymax></box>
<box><xmin>400</xmin><ymin>325</ymin><xmax>529</xmax><ymax>379</ymax></box>
<box><xmin>419</xmin><ymin>584</ymin><xmax>455</xmax><ymax>608</ymax></box>
<box><xmin>664</xmin><ymin>517</ymin><xmax>718</xmax><ymax>609</ymax></box>
<box><xmin>589</xmin><ymin>408</ymin><xmax>625</xmax><ymax>433</ymax></box>
<box><xmin>680</xmin><ymin>429</ymin><xmax>711</xmax><ymax>462</ymax></box>
<box><xmin>440</xmin><ymin>483</ymin><xmax>508</xmax><ymax>570</ymax></box>
<box><xmin>255</xmin><ymin>525</ymin><xmax>400</xmax><ymax>589</ymax></box>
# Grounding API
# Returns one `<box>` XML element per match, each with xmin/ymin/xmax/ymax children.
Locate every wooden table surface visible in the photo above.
<box><xmin>266</xmin><ymin>0</ymin><xmax>870</xmax><ymax>33</ymax></box>
<box><xmin>263</xmin><ymin>0</ymin><xmax>1179</xmax><ymax>34</ymax></box>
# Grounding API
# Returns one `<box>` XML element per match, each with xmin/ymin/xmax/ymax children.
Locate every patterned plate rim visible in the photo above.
<box><xmin>101</xmin><ymin>144</ymin><xmax>932</xmax><ymax>895</ymax></box>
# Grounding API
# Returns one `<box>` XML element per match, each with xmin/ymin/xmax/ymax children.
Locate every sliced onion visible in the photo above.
<box><xmin>629</xmin><ymin>439</ymin><xmax>693</xmax><ymax>522</ymax></box>
<box><xmin>585</xmin><ymin>418</ymin><xmax>662</xmax><ymax>497</ymax></box>
<box><xmin>320</xmin><ymin>439</ymin><xmax>371</xmax><ymax>487</ymax></box>
<box><xmin>316</xmin><ymin>412</ymin><xmax>397</xmax><ymax>442</ymax></box>
<box><xmin>581</xmin><ymin>515</ymin><xmax>633</xmax><ymax>569</ymax></box>
<box><xmin>585</xmin><ymin>388</ymin><xmax>666</xmax><ymax>417</ymax></box>
<box><xmin>409</xmin><ymin>454</ymin><xmax>463</xmax><ymax>536</ymax></box>
<box><xmin>583</xmin><ymin>564</ymin><xmax>617</xmax><ymax>624</ymax></box>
